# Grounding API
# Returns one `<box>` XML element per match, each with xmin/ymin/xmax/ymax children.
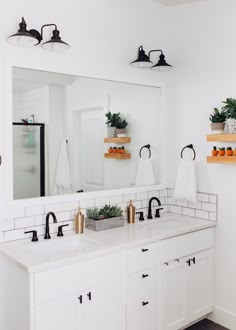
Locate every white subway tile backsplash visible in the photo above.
<box><xmin>0</xmin><ymin>188</ymin><xmax>218</xmax><ymax>243</ymax></box>
<box><xmin>95</xmin><ymin>197</ymin><xmax>109</xmax><ymax>207</ymax></box>
<box><xmin>15</xmin><ymin>216</ymin><xmax>34</xmax><ymax>229</ymax></box>
<box><xmin>136</xmin><ymin>192</ymin><xmax>148</xmax><ymax>200</ymax></box>
<box><xmin>182</xmin><ymin>207</ymin><xmax>195</xmax><ymax>217</ymax></box>
<box><xmin>195</xmin><ymin>210</ymin><xmax>209</xmax><ymax>220</ymax></box>
<box><xmin>170</xmin><ymin>205</ymin><xmax>182</xmax><ymax>214</ymax></box>
<box><xmin>25</xmin><ymin>205</ymin><xmax>44</xmax><ymax>216</ymax></box>
<box><xmin>80</xmin><ymin>199</ymin><xmax>95</xmax><ymax>209</ymax></box>
<box><xmin>45</xmin><ymin>203</ymin><xmax>62</xmax><ymax>213</ymax></box>
<box><xmin>110</xmin><ymin>195</ymin><xmax>123</xmax><ymax>205</ymax></box>
<box><xmin>197</xmin><ymin>193</ymin><xmax>209</xmax><ymax>202</ymax></box>
<box><xmin>202</xmin><ymin>202</ymin><xmax>217</xmax><ymax>212</ymax></box>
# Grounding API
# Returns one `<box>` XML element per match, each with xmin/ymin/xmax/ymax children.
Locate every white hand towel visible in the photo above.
<box><xmin>52</xmin><ymin>139</ymin><xmax>72</xmax><ymax>195</ymax></box>
<box><xmin>174</xmin><ymin>159</ymin><xmax>197</xmax><ymax>203</ymax></box>
<box><xmin>135</xmin><ymin>158</ymin><xmax>155</xmax><ymax>186</ymax></box>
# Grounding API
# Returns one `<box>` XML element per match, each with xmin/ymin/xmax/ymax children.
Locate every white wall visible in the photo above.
<box><xmin>163</xmin><ymin>0</ymin><xmax>236</xmax><ymax>328</ymax></box>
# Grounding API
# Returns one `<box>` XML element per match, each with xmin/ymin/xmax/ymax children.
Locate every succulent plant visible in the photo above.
<box><xmin>99</xmin><ymin>205</ymin><xmax>123</xmax><ymax>219</ymax></box>
<box><xmin>227</xmin><ymin>147</ymin><xmax>232</xmax><ymax>150</ymax></box>
<box><xmin>209</xmin><ymin>108</ymin><xmax>226</xmax><ymax>123</ymax></box>
<box><xmin>105</xmin><ymin>111</ymin><xmax>121</xmax><ymax>127</ymax></box>
<box><xmin>222</xmin><ymin>98</ymin><xmax>236</xmax><ymax>119</ymax></box>
<box><xmin>116</xmin><ymin>118</ymin><xmax>128</xmax><ymax>129</ymax></box>
<box><xmin>86</xmin><ymin>208</ymin><xmax>101</xmax><ymax>220</ymax></box>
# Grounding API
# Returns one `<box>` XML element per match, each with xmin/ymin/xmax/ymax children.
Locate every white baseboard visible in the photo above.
<box><xmin>208</xmin><ymin>305</ymin><xmax>236</xmax><ymax>329</ymax></box>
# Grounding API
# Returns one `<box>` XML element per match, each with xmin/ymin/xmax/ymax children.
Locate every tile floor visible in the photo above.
<box><xmin>186</xmin><ymin>319</ymin><xmax>229</xmax><ymax>329</ymax></box>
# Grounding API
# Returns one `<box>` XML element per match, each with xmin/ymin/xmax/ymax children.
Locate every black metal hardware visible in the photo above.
<box><xmin>87</xmin><ymin>292</ymin><xmax>92</xmax><ymax>301</ymax></box>
<box><xmin>136</xmin><ymin>211</ymin><xmax>144</xmax><ymax>221</ymax></box>
<box><xmin>142</xmin><ymin>274</ymin><xmax>149</xmax><ymax>278</ymax></box>
<box><xmin>142</xmin><ymin>302</ymin><xmax>149</xmax><ymax>306</ymax></box>
<box><xmin>78</xmin><ymin>295</ymin><xmax>83</xmax><ymax>304</ymax></box>
<box><xmin>181</xmin><ymin>144</ymin><xmax>196</xmax><ymax>161</ymax></box>
<box><xmin>148</xmin><ymin>197</ymin><xmax>162</xmax><ymax>219</ymax></box>
<box><xmin>164</xmin><ymin>262</ymin><xmax>169</xmax><ymax>266</ymax></box>
<box><xmin>155</xmin><ymin>208</ymin><xmax>164</xmax><ymax>218</ymax></box>
<box><xmin>175</xmin><ymin>259</ymin><xmax>180</xmax><ymax>262</ymax></box>
<box><xmin>186</xmin><ymin>259</ymin><xmax>191</xmax><ymax>266</ymax></box>
<box><xmin>139</xmin><ymin>144</ymin><xmax>151</xmax><ymax>158</ymax></box>
<box><xmin>13</xmin><ymin>123</ymin><xmax>45</xmax><ymax>197</ymax></box>
<box><xmin>142</xmin><ymin>248</ymin><xmax>149</xmax><ymax>252</ymax></box>
<box><xmin>25</xmin><ymin>230</ymin><xmax>38</xmax><ymax>242</ymax></box>
<box><xmin>0</xmin><ymin>155</ymin><xmax>2</xmax><ymax>166</ymax></box>
<box><xmin>77</xmin><ymin>190</ymin><xmax>84</xmax><ymax>193</ymax></box>
<box><xmin>57</xmin><ymin>224</ymin><xmax>69</xmax><ymax>237</ymax></box>
<box><xmin>44</xmin><ymin>212</ymin><xmax>57</xmax><ymax>239</ymax></box>
<box><xmin>191</xmin><ymin>257</ymin><xmax>196</xmax><ymax>264</ymax></box>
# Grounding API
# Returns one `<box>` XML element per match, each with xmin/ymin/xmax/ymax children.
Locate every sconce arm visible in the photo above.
<box><xmin>148</xmin><ymin>49</ymin><xmax>163</xmax><ymax>58</ymax></box>
<box><xmin>41</xmin><ymin>24</ymin><xmax>58</xmax><ymax>40</ymax></box>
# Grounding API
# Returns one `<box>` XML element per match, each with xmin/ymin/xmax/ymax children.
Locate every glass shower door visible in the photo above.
<box><xmin>13</xmin><ymin>123</ymin><xmax>45</xmax><ymax>200</ymax></box>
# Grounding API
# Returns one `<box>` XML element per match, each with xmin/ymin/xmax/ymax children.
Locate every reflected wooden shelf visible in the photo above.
<box><xmin>207</xmin><ymin>156</ymin><xmax>236</xmax><ymax>164</ymax></box>
<box><xmin>104</xmin><ymin>153</ymin><xmax>131</xmax><ymax>159</ymax></box>
<box><xmin>104</xmin><ymin>137</ymin><xmax>131</xmax><ymax>144</ymax></box>
<box><xmin>207</xmin><ymin>134</ymin><xmax>236</xmax><ymax>142</ymax></box>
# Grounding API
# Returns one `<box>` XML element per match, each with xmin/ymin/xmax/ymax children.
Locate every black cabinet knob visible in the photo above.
<box><xmin>142</xmin><ymin>274</ymin><xmax>149</xmax><ymax>278</ymax></box>
<box><xmin>142</xmin><ymin>301</ymin><xmax>149</xmax><ymax>306</ymax></box>
<box><xmin>142</xmin><ymin>248</ymin><xmax>149</xmax><ymax>252</ymax></box>
<box><xmin>87</xmin><ymin>292</ymin><xmax>92</xmax><ymax>301</ymax></box>
<box><xmin>78</xmin><ymin>295</ymin><xmax>83</xmax><ymax>304</ymax></box>
<box><xmin>186</xmin><ymin>259</ymin><xmax>191</xmax><ymax>266</ymax></box>
<box><xmin>25</xmin><ymin>230</ymin><xmax>38</xmax><ymax>242</ymax></box>
<box><xmin>191</xmin><ymin>257</ymin><xmax>196</xmax><ymax>264</ymax></box>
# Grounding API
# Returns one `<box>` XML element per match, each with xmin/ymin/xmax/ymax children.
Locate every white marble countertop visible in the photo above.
<box><xmin>0</xmin><ymin>213</ymin><xmax>216</xmax><ymax>273</ymax></box>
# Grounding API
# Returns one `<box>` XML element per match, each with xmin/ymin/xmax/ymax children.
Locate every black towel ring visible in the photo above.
<box><xmin>139</xmin><ymin>144</ymin><xmax>151</xmax><ymax>158</ymax></box>
<box><xmin>181</xmin><ymin>144</ymin><xmax>196</xmax><ymax>161</ymax></box>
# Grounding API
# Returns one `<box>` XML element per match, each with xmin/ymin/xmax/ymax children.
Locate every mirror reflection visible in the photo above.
<box><xmin>12</xmin><ymin>67</ymin><xmax>162</xmax><ymax>200</ymax></box>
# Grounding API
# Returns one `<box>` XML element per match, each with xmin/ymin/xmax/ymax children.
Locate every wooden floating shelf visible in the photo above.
<box><xmin>104</xmin><ymin>153</ymin><xmax>131</xmax><ymax>159</ymax></box>
<box><xmin>104</xmin><ymin>137</ymin><xmax>131</xmax><ymax>144</ymax></box>
<box><xmin>207</xmin><ymin>156</ymin><xmax>236</xmax><ymax>164</ymax></box>
<box><xmin>207</xmin><ymin>134</ymin><xmax>236</xmax><ymax>142</ymax></box>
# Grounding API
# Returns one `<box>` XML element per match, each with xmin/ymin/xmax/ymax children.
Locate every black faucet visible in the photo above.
<box><xmin>147</xmin><ymin>197</ymin><xmax>163</xmax><ymax>219</ymax></box>
<box><xmin>44</xmin><ymin>212</ymin><xmax>57</xmax><ymax>239</ymax></box>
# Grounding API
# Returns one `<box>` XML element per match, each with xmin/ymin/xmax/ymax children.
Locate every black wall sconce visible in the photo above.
<box><xmin>130</xmin><ymin>45</ymin><xmax>172</xmax><ymax>71</ymax></box>
<box><xmin>8</xmin><ymin>17</ymin><xmax>70</xmax><ymax>52</ymax></box>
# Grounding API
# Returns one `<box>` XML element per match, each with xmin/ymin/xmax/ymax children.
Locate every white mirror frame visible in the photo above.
<box><xmin>1</xmin><ymin>57</ymin><xmax>167</xmax><ymax>212</ymax></box>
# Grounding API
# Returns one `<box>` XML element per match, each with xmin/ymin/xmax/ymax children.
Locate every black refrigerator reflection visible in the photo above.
<box><xmin>13</xmin><ymin>123</ymin><xmax>45</xmax><ymax>200</ymax></box>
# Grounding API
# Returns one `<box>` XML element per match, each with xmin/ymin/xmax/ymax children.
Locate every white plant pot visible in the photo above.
<box><xmin>226</xmin><ymin>119</ymin><xmax>236</xmax><ymax>133</ymax></box>
<box><xmin>116</xmin><ymin>128</ymin><xmax>127</xmax><ymax>137</ymax></box>
<box><xmin>210</xmin><ymin>122</ymin><xmax>225</xmax><ymax>134</ymax></box>
<box><xmin>107</xmin><ymin>126</ymin><xmax>117</xmax><ymax>137</ymax></box>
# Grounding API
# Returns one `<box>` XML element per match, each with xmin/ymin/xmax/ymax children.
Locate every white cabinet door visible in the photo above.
<box><xmin>160</xmin><ymin>260</ymin><xmax>188</xmax><ymax>330</ymax></box>
<box><xmin>35</xmin><ymin>294</ymin><xmax>81</xmax><ymax>330</ymax></box>
<box><xmin>187</xmin><ymin>250</ymin><xmax>213</xmax><ymax>323</ymax></box>
<box><xmin>83</xmin><ymin>279</ymin><xmax>124</xmax><ymax>330</ymax></box>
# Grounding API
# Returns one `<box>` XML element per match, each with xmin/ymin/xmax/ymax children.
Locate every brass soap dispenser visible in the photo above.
<box><xmin>75</xmin><ymin>208</ymin><xmax>85</xmax><ymax>234</ymax></box>
<box><xmin>127</xmin><ymin>200</ymin><xmax>135</xmax><ymax>224</ymax></box>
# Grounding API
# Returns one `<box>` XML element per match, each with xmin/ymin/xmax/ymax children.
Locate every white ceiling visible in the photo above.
<box><xmin>153</xmin><ymin>0</ymin><xmax>207</xmax><ymax>6</ymax></box>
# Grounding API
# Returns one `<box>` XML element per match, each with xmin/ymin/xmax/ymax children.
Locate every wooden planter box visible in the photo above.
<box><xmin>85</xmin><ymin>216</ymin><xmax>124</xmax><ymax>231</ymax></box>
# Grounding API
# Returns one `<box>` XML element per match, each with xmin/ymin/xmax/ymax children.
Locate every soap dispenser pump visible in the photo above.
<box><xmin>127</xmin><ymin>200</ymin><xmax>135</xmax><ymax>224</ymax></box>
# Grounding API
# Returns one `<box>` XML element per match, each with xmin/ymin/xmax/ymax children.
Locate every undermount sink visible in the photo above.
<box><xmin>26</xmin><ymin>236</ymin><xmax>98</xmax><ymax>257</ymax></box>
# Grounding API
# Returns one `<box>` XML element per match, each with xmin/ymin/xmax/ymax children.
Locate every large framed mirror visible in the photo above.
<box><xmin>11</xmin><ymin>66</ymin><xmax>164</xmax><ymax>200</ymax></box>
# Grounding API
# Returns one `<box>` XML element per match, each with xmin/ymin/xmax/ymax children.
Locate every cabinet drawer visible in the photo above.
<box><xmin>126</xmin><ymin>267</ymin><xmax>158</xmax><ymax>301</ymax></box>
<box><xmin>126</xmin><ymin>292</ymin><xmax>158</xmax><ymax>330</ymax></box>
<box><xmin>158</xmin><ymin>228</ymin><xmax>214</xmax><ymax>262</ymax></box>
<box><xmin>126</xmin><ymin>242</ymin><xmax>158</xmax><ymax>274</ymax></box>
<box><xmin>34</xmin><ymin>252</ymin><xmax>122</xmax><ymax>305</ymax></box>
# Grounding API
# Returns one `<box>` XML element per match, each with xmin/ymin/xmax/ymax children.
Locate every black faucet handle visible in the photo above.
<box><xmin>136</xmin><ymin>212</ymin><xmax>144</xmax><ymax>221</ymax></box>
<box><xmin>155</xmin><ymin>208</ymin><xmax>164</xmax><ymax>218</ymax></box>
<box><xmin>25</xmin><ymin>230</ymin><xmax>38</xmax><ymax>242</ymax></box>
<box><xmin>57</xmin><ymin>224</ymin><xmax>69</xmax><ymax>237</ymax></box>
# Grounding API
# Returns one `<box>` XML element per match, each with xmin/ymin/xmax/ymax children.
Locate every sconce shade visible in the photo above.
<box><xmin>8</xmin><ymin>17</ymin><xmax>38</xmax><ymax>47</ymax></box>
<box><xmin>130</xmin><ymin>46</ymin><xmax>153</xmax><ymax>68</ymax></box>
<box><xmin>41</xmin><ymin>28</ymin><xmax>70</xmax><ymax>52</ymax></box>
<box><xmin>152</xmin><ymin>53</ymin><xmax>173</xmax><ymax>71</ymax></box>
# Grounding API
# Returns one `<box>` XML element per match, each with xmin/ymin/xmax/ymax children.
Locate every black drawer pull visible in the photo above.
<box><xmin>142</xmin><ymin>248</ymin><xmax>149</xmax><ymax>252</ymax></box>
<box><xmin>191</xmin><ymin>257</ymin><xmax>196</xmax><ymax>264</ymax></box>
<box><xmin>186</xmin><ymin>259</ymin><xmax>191</xmax><ymax>266</ymax></box>
<box><xmin>164</xmin><ymin>262</ymin><xmax>169</xmax><ymax>266</ymax></box>
<box><xmin>87</xmin><ymin>292</ymin><xmax>92</xmax><ymax>301</ymax></box>
<box><xmin>142</xmin><ymin>274</ymin><xmax>149</xmax><ymax>278</ymax></box>
<box><xmin>142</xmin><ymin>301</ymin><xmax>149</xmax><ymax>306</ymax></box>
<box><xmin>78</xmin><ymin>295</ymin><xmax>83</xmax><ymax>304</ymax></box>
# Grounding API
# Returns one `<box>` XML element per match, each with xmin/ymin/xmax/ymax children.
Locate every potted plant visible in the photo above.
<box><xmin>219</xmin><ymin>147</ymin><xmax>225</xmax><ymax>156</ymax></box>
<box><xmin>209</xmin><ymin>108</ymin><xmax>226</xmax><ymax>134</ymax></box>
<box><xmin>116</xmin><ymin>118</ymin><xmax>128</xmax><ymax>137</ymax></box>
<box><xmin>211</xmin><ymin>146</ymin><xmax>218</xmax><ymax>156</ymax></box>
<box><xmin>222</xmin><ymin>97</ymin><xmax>236</xmax><ymax>133</ymax></box>
<box><xmin>85</xmin><ymin>205</ymin><xmax>124</xmax><ymax>231</ymax></box>
<box><xmin>105</xmin><ymin>111</ymin><xmax>120</xmax><ymax>137</ymax></box>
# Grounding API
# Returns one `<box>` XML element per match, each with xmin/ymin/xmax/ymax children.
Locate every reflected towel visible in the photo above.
<box><xmin>135</xmin><ymin>158</ymin><xmax>155</xmax><ymax>186</ymax></box>
<box><xmin>52</xmin><ymin>139</ymin><xmax>72</xmax><ymax>195</ymax></box>
<box><xmin>174</xmin><ymin>159</ymin><xmax>197</xmax><ymax>202</ymax></box>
